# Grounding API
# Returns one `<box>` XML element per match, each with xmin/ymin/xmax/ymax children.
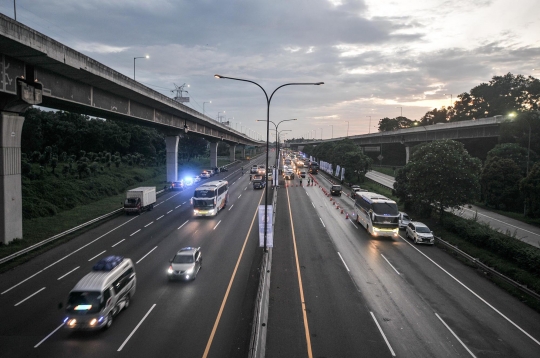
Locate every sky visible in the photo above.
<box><xmin>1</xmin><ymin>0</ymin><xmax>539</xmax><ymax>140</ymax></box>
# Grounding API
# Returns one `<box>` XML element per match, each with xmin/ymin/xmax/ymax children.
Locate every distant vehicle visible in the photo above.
<box><xmin>299</xmin><ymin>169</ymin><xmax>307</xmax><ymax>178</ymax></box>
<box><xmin>64</xmin><ymin>256</ymin><xmax>136</xmax><ymax>331</ymax></box>
<box><xmin>406</xmin><ymin>222</ymin><xmax>434</xmax><ymax>245</ymax></box>
<box><xmin>354</xmin><ymin>192</ymin><xmax>399</xmax><ymax>237</ymax></box>
<box><xmin>192</xmin><ymin>180</ymin><xmax>229</xmax><ymax>216</ymax></box>
<box><xmin>167</xmin><ymin>247</ymin><xmax>202</xmax><ymax>281</ymax></box>
<box><xmin>284</xmin><ymin>159</ymin><xmax>292</xmax><ymax>166</ymax></box>
<box><xmin>124</xmin><ymin>187</ymin><xmax>156</xmax><ymax>215</ymax></box>
<box><xmin>200</xmin><ymin>170</ymin><xmax>212</xmax><ymax>179</ymax></box>
<box><xmin>257</xmin><ymin>165</ymin><xmax>266</xmax><ymax>175</ymax></box>
<box><xmin>330</xmin><ymin>185</ymin><xmax>342</xmax><ymax>196</ymax></box>
<box><xmin>350</xmin><ymin>185</ymin><xmax>368</xmax><ymax>198</ymax></box>
<box><xmin>399</xmin><ymin>212</ymin><xmax>411</xmax><ymax>229</ymax></box>
<box><xmin>251</xmin><ymin>165</ymin><xmax>259</xmax><ymax>174</ymax></box>
<box><xmin>309</xmin><ymin>162</ymin><xmax>319</xmax><ymax>174</ymax></box>
<box><xmin>192</xmin><ymin>176</ymin><xmax>201</xmax><ymax>183</ymax></box>
<box><xmin>283</xmin><ymin>168</ymin><xmax>295</xmax><ymax>180</ymax></box>
<box><xmin>266</xmin><ymin>168</ymin><xmax>273</xmax><ymax>181</ymax></box>
<box><xmin>183</xmin><ymin>177</ymin><xmax>194</xmax><ymax>187</ymax></box>
<box><xmin>253</xmin><ymin>175</ymin><xmax>266</xmax><ymax>189</ymax></box>
<box><xmin>170</xmin><ymin>180</ymin><xmax>184</xmax><ymax>191</ymax></box>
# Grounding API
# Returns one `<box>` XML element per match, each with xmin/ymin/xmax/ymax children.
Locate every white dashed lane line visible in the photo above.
<box><xmin>178</xmin><ymin>220</ymin><xmax>189</xmax><ymax>230</ymax></box>
<box><xmin>88</xmin><ymin>250</ymin><xmax>106</xmax><ymax>261</ymax></box>
<box><xmin>112</xmin><ymin>239</ymin><xmax>125</xmax><ymax>247</ymax></box>
<box><xmin>156</xmin><ymin>215</ymin><xmax>164</xmax><ymax>221</ymax></box>
<box><xmin>57</xmin><ymin>266</ymin><xmax>80</xmax><ymax>280</ymax></box>
<box><xmin>144</xmin><ymin>222</ymin><xmax>153</xmax><ymax>227</ymax></box>
<box><xmin>14</xmin><ymin>287</ymin><xmax>46</xmax><ymax>307</ymax></box>
<box><xmin>130</xmin><ymin>229</ymin><xmax>141</xmax><ymax>237</ymax></box>
<box><xmin>136</xmin><ymin>246</ymin><xmax>157</xmax><ymax>264</ymax></box>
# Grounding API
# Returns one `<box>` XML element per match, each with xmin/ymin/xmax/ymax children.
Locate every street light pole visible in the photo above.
<box><xmin>444</xmin><ymin>93</ymin><xmax>453</xmax><ymax>107</ymax></box>
<box><xmin>346</xmin><ymin>121</ymin><xmax>349</xmax><ymax>138</ymax></box>
<box><xmin>258</xmin><ymin>119</ymin><xmax>296</xmax><ymax>171</ymax></box>
<box><xmin>133</xmin><ymin>55</ymin><xmax>149</xmax><ymax>80</ymax></box>
<box><xmin>397</xmin><ymin>107</ymin><xmax>402</xmax><ymax>117</ymax></box>
<box><xmin>320</xmin><ymin>127</ymin><xmax>323</xmax><ymax>140</ymax></box>
<box><xmin>367</xmin><ymin>116</ymin><xmax>372</xmax><ymax>134</ymax></box>
<box><xmin>215</xmin><ymin>74</ymin><xmax>323</xmax><ymax>251</ymax></box>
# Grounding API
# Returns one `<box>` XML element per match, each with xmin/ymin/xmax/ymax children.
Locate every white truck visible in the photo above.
<box><xmin>124</xmin><ymin>187</ymin><xmax>156</xmax><ymax>215</ymax></box>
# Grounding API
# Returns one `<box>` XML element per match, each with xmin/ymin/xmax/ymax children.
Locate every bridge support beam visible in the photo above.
<box><xmin>229</xmin><ymin>145</ymin><xmax>236</xmax><ymax>162</ymax></box>
<box><xmin>209</xmin><ymin>141</ymin><xmax>218</xmax><ymax>169</ymax></box>
<box><xmin>0</xmin><ymin>112</ymin><xmax>24</xmax><ymax>245</ymax></box>
<box><xmin>165</xmin><ymin>136</ymin><xmax>179</xmax><ymax>183</ymax></box>
<box><xmin>405</xmin><ymin>145</ymin><xmax>410</xmax><ymax>164</ymax></box>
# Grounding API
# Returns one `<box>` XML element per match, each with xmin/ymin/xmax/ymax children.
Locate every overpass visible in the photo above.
<box><xmin>0</xmin><ymin>13</ymin><xmax>261</xmax><ymax>244</ymax></box>
<box><xmin>290</xmin><ymin>115</ymin><xmax>506</xmax><ymax>162</ymax></box>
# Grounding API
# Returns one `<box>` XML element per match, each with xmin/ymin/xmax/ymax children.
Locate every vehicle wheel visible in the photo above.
<box><xmin>105</xmin><ymin>313</ymin><xmax>113</xmax><ymax>329</ymax></box>
<box><xmin>124</xmin><ymin>295</ymin><xmax>130</xmax><ymax>310</ymax></box>
<box><xmin>149</xmin><ymin>204</ymin><xmax>154</xmax><ymax>211</ymax></box>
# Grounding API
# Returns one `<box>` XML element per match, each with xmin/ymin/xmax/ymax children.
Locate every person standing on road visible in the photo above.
<box><xmin>299</xmin><ymin>178</ymin><xmax>303</xmax><ymax>186</ymax></box>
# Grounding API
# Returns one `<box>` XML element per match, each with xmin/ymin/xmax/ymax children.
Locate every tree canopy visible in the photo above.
<box><xmin>480</xmin><ymin>157</ymin><xmax>523</xmax><ymax>211</ymax></box>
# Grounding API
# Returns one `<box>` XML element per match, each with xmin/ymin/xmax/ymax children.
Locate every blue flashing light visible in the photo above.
<box><xmin>98</xmin><ymin>316</ymin><xmax>104</xmax><ymax>323</ymax></box>
<box><xmin>63</xmin><ymin>317</ymin><xmax>69</xmax><ymax>323</ymax></box>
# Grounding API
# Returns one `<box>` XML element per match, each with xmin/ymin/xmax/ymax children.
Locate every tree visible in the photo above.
<box><xmin>394</xmin><ymin>140</ymin><xmax>482</xmax><ymax>221</ymax></box>
<box><xmin>480</xmin><ymin>157</ymin><xmax>523</xmax><ymax>211</ymax></box>
<box><xmin>178</xmin><ymin>135</ymin><xmax>208</xmax><ymax>162</ymax></box>
<box><xmin>520</xmin><ymin>162</ymin><xmax>540</xmax><ymax>218</ymax></box>
<box><xmin>377</xmin><ymin>116</ymin><xmax>414</xmax><ymax>132</ymax></box>
<box><xmin>486</xmin><ymin>143</ymin><xmax>534</xmax><ymax>175</ymax></box>
<box><xmin>419</xmin><ymin>107</ymin><xmax>451</xmax><ymax>125</ymax></box>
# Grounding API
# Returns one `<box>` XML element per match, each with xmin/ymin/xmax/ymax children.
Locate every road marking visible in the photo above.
<box><xmin>460</xmin><ymin>207</ymin><xmax>540</xmax><ymax>237</ymax></box>
<box><xmin>175</xmin><ymin>205</ymin><xmax>182</xmax><ymax>209</ymax></box>
<box><xmin>167</xmin><ymin>210</ymin><xmax>172</xmax><ymax>214</ymax></box>
<box><xmin>1</xmin><ymin>216</ymin><xmax>138</xmax><ymax>295</ymax></box>
<box><xmin>202</xmin><ymin>190</ymin><xmax>264</xmax><ymax>358</ymax></box>
<box><xmin>381</xmin><ymin>254</ymin><xmax>400</xmax><ymax>275</ymax></box>
<box><xmin>112</xmin><ymin>239</ymin><xmax>125</xmax><ymax>247</ymax></box>
<box><xmin>144</xmin><ymin>222</ymin><xmax>153</xmax><ymax>227</ymax></box>
<box><xmin>213</xmin><ymin>220</ymin><xmax>221</xmax><ymax>230</ymax></box>
<box><xmin>435</xmin><ymin>313</ymin><xmax>477</xmax><ymax>357</ymax></box>
<box><xmin>182</xmin><ymin>201</ymin><xmax>187</xmax><ymax>204</ymax></box>
<box><xmin>286</xmin><ymin>186</ymin><xmax>314</xmax><ymax>358</ymax></box>
<box><xmin>14</xmin><ymin>287</ymin><xmax>46</xmax><ymax>307</ymax></box>
<box><xmin>178</xmin><ymin>220</ymin><xmax>189</xmax><ymax>230</ymax></box>
<box><xmin>312</xmin><ymin>202</ymin><xmax>315</xmax><ymax>208</ymax></box>
<box><xmin>130</xmin><ymin>229</ymin><xmax>141</xmax><ymax>236</ymax></box>
<box><xmin>349</xmin><ymin>218</ymin><xmax>358</xmax><ymax>229</ymax></box>
<box><xmin>118</xmin><ymin>304</ymin><xmax>156</xmax><ymax>351</ymax></box>
<box><xmin>244</xmin><ymin>187</ymin><xmax>247</xmax><ymax>190</ymax></box>
<box><xmin>88</xmin><ymin>250</ymin><xmax>106</xmax><ymax>261</ymax></box>
<box><xmin>156</xmin><ymin>215</ymin><xmax>164</xmax><ymax>221</ymax></box>
<box><xmin>319</xmin><ymin>217</ymin><xmax>326</xmax><ymax>228</ymax></box>
<box><xmin>399</xmin><ymin>235</ymin><xmax>540</xmax><ymax>346</ymax></box>
<box><xmin>34</xmin><ymin>323</ymin><xmax>64</xmax><ymax>348</ymax></box>
<box><xmin>57</xmin><ymin>266</ymin><xmax>80</xmax><ymax>280</ymax></box>
<box><xmin>370</xmin><ymin>311</ymin><xmax>396</xmax><ymax>357</ymax></box>
<box><xmin>228</xmin><ymin>204</ymin><xmax>234</xmax><ymax>211</ymax></box>
<box><xmin>136</xmin><ymin>246</ymin><xmax>157</xmax><ymax>264</ymax></box>
<box><xmin>337</xmin><ymin>252</ymin><xmax>350</xmax><ymax>272</ymax></box>
<box><xmin>238</xmin><ymin>194</ymin><xmax>242</xmax><ymax>199</ymax></box>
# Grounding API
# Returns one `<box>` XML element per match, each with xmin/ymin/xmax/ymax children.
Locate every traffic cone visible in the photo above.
<box><xmin>341</xmin><ymin>209</ymin><xmax>344</xmax><ymax>214</ymax></box>
<box><xmin>345</xmin><ymin>212</ymin><xmax>349</xmax><ymax>219</ymax></box>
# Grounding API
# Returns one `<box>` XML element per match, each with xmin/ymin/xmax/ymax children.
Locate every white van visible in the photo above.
<box><xmin>64</xmin><ymin>256</ymin><xmax>136</xmax><ymax>331</ymax></box>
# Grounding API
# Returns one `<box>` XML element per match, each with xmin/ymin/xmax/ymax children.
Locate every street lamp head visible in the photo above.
<box><xmin>315</xmin><ymin>82</ymin><xmax>324</xmax><ymax>85</ymax></box>
<box><xmin>214</xmin><ymin>74</ymin><xmax>222</xmax><ymax>79</ymax></box>
<box><xmin>145</xmin><ymin>55</ymin><xmax>149</xmax><ymax>59</ymax></box>
<box><xmin>508</xmin><ymin>112</ymin><xmax>516</xmax><ymax>118</ymax></box>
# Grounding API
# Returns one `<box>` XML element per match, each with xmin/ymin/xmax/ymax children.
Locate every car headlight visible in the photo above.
<box><xmin>194</xmin><ymin>209</ymin><xmax>199</xmax><ymax>214</ymax></box>
<box><xmin>186</xmin><ymin>267</ymin><xmax>194</xmax><ymax>274</ymax></box>
<box><xmin>167</xmin><ymin>266</ymin><xmax>173</xmax><ymax>274</ymax></box>
<box><xmin>89</xmin><ymin>318</ymin><xmax>97</xmax><ymax>326</ymax></box>
<box><xmin>67</xmin><ymin>318</ymin><xmax>77</xmax><ymax>326</ymax></box>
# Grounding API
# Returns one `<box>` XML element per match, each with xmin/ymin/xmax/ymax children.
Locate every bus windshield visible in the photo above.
<box><xmin>193</xmin><ymin>199</ymin><xmax>215</xmax><ymax>208</ymax></box>
<box><xmin>372</xmin><ymin>202</ymin><xmax>399</xmax><ymax>216</ymax></box>
<box><xmin>194</xmin><ymin>189</ymin><xmax>216</xmax><ymax>198</ymax></box>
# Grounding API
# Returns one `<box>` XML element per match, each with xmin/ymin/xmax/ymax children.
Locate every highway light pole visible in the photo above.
<box><xmin>133</xmin><ymin>55</ymin><xmax>149</xmax><ymax>80</ymax></box>
<box><xmin>215</xmin><ymin>74</ymin><xmax>323</xmax><ymax>251</ymax></box>
<box><xmin>367</xmin><ymin>116</ymin><xmax>372</xmax><ymax>134</ymax></box>
<box><xmin>346</xmin><ymin>121</ymin><xmax>349</xmax><ymax>138</ymax></box>
<box><xmin>258</xmin><ymin>119</ymin><xmax>296</xmax><ymax>170</ymax></box>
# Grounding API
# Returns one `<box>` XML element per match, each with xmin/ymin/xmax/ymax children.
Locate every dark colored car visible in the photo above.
<box><xmin>170</xmin><ymin>181</ymin><xmax>184</xmax><ymax>191</ymax></box>
<box><xmin>330</xmin><ymin>185</ymin><xmax>342</xmax><ymax>196</ymax></box>
<box><xmin>253</xmin><ymin>175</ymin><xmax>266</xmax><ymax>189</ymax></box>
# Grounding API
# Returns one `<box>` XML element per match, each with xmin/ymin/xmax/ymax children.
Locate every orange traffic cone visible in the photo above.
<box><xmin>345</xmin><ymin>212</ymin><xmax>349</xmax><ymax>219</ymax></box>
<box><xmin>341</xmin><ymin>209</ymin><xmax>344</xmax><ymax>214</ymax></box>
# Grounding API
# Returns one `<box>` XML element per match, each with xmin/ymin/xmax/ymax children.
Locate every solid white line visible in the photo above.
<box><xmin>312</xmin><ymin>202</ymin><xmax>315</xmax><ymax>208</ymax></box>
<box><xmin>156</xmin><ymin>215</ymin><xmax>164</xmax><ymax>220</ymax></box>
<box><xmin>214</xmin><ymin>220</ymin><xmax>222</xmax><ymax>230</ymax></box>
<box><xmin>370</xmin><ymin>311</ymin><xmax>396</xmax><ymax>357</ymax></box>
<box><xmin>228</xmin><ymin>204</ymin><xmax>234</xmax><ymax>211</ymax></box>
<box><xmin>238</xmin><ymin>194</ymin><xmax>242</xmax><ymax>199</ymax></box>
<box><xmin>57</xmin><ymin>266</ymin><xmax>80</xmax><ymax>280</ymax></box>
<box><xmin>381</xmin><ymin>254</ymin><xmax>400</xmax><ymax>275</ymax></box>
<box><xmin>399</xmin><ymin>235</ymin><xmax>540</xmax><ymax>346</ymax></box>
<box><xmin>232</xmin><ymin>181</ymin><xmax>236</xmax><ymax>185</ymax></box>
<box><xmin>167</xmin><ymin>210</ymin><xmax>172</xmax><ymax>214</ymax></box>
<box><xmin>112</xmin><ymin>239</ymin><xmax>125</xmax><ymax>247</ymax></box>
<box><xmin>1</xmin><ymin>216</ymin><xmax>138</xmax><ymax>295</ymax></box>
<box><xmin>337</xmin><ymin>252</ymin><xmax>350</xmax><ymax>272</ymax></box>
<box><xmin>130</xmin><ymin>229</ymin><xmax>141</xmax><ymax>236</ymax></box>
<box><xmin>136</xmin><ymin>246</ymin><xmax>157</xmax><ymax>264</ymax></box>
<box><xmin>319</xmin><ymin>217</ymin><xmax>326</xmax><ymax>228</ymax></box>
<box><xmin>34</xmin><ymin>323</ymin><xmax>64</xmax><ymax>348</ymax></box>
<box><xmin>15</xmin><ymin>287</ymin><xmax>46</xmax><ymax>307</ymax></box>
<box><xmin>435</xmin><ymin>313</ymin><xmax>477</xmax><ymax>357</ymax></box>
<box><xmin>144</xmin><ymin>222</ymin><xmax>153</xmax><ymax>227</ymax></box>
<box><xmin>461</xmin><ymin>207</ymin><xmax>540</xmax><ymax>237</ymax></box>
<box><xmin>117</xmin><ymin>304</ymin><xmax>156</xmax><ymax>351</ymax></box>
<box><xmin>348</xmin><ymin>218</ymin><xmax>358</xmax><ymax>229</ymax></box>
<box><xmin>175</xmin><ymin>205</ymin><xmax>181</xmax><ymax>209</ymax></box>
<box><xmin>88</xmin><ymin>250</ymin><xmax>106</xmax><ymax>261</ymax></box>
<box><xmin>178</xmin><ymin>220</ymin><xmax>189</xmax><ymax>230</ymax></box>
<box><xmin>182</xmin><ymin>201</ymin><xmax>187</xmax><ymax>204</ymax></box>
<box><xmin>244</xmin><ymin>187</ymin><xmax>247</xmax><ymax>190</ymax></box>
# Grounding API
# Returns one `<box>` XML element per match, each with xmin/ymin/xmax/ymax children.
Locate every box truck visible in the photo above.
<box><xmin>124</xmin><ymin>187</ymin><xmax>156</xmax><ymax>214</ymax></box>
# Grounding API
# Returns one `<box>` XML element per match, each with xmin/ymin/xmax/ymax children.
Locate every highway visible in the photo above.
<box><xmin>0</xmin><ymin>157</ymin><xmax>270</xmax><ymax>358</ymax></box>
<box><xmin>1</xmin><ymin>157</ymin><xmax>540</xmax><ymax>357</ymax></box>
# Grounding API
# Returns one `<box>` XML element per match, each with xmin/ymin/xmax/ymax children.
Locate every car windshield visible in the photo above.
<box><xmin>402</xmin><ymin>214</ymin><xmax>410</xmax><ymax>220</ymax></box>
<box><xmin>416</xmin><ymin>226</ymin><xmax>431</xmax><ymax>233</ymax></box>
<box><xmin>193</xmin><ymin>199</ymin><xmax>215</xmax><ymax>208</ymax></box>
<box><xmin>173</xmin><ymin>254</ymin><xmax>194</xmax><ymax>263</ymax></box>
<box><xmin>125</xmin><ymin>198</ymin><xmax>138</xmax><ymax>205</ymax></box>
<box><xmin>66</xmin><ymin>291</ymin><xmax>103</xmax><ymax>314</ymax></box>
<box><xmin>372</xmin><ymin>202</ymin><xmax>399</xmax><ymax>215</ymax></box>
<box><xmin>332</xmin><ymin>186</ymin><xmax>342</xmax><ymax>190</ymax></box>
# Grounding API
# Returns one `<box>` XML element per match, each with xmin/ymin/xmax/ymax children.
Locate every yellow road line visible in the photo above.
<box><xmin>202</xmin><ymin>191</ymin><xmax>264</xmax><ymax>358</ymax></box>
<box><xmin>286</xmin><ymin>186</ymin><xmax>314</xmax><ymax>358</ymax></box>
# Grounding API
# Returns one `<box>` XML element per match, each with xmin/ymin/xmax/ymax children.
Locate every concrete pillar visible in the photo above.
<box><xmin>165</xmin><ymin>136</ymin><xmax>179</xmax><ymax>183</ymax></box>
<box><xmin>240</xmin><ymin>146</ymin><xmax>246</xmax><ymax>159</ymax></box>
<box><xmin>229</xmin><ymin>145</ymin><xmax>236</xmax><ymax>162</ymax></box>
<box><xmin>405</xmin><ymin>145</ymin><xmax>410</xmax><ymax>164</ymax></box>
<box><xmin>0</xmin><ymin>112</ymin><xmax>24</xmax><ymax>244</ymax></box>
<box><xmin>209</xmin><ymin>142</ymin><xmax>218</xmax><ymax>168</ymax></box>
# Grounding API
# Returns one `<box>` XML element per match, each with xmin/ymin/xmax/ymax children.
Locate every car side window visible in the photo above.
<box><xmin>407</xmin><ymin>223</ymin><xmax>413</xmax><ymax>229</ymax></box>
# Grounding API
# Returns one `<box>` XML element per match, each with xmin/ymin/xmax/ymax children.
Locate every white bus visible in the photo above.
<box><xmin>354</xmin><ymin>192</ymin><xmax>400</xmax><ymax>237</ymax></box>
<box><xmin>191</xmin><ymin>180</ymin><xmax>229</xmax><ymax>217</ymax></box>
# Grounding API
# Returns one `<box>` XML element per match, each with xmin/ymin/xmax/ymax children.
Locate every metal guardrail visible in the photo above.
<box><xmin>435</xmin><ymin>236</ymin><xmax>540</xmax><ymax>301</ymax></box>
<box><xmin>0</xmin><ymin>189</ymin><xmax>166</xmax><ymax>266</ymax></box>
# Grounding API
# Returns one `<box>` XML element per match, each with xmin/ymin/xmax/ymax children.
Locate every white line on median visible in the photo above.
<box><xmin>167</xmin><ymin>210</ymin><xmax>172</xmax><ymax>214</ymax></box>
<box><xmin>337</xmin><ymin>252</ymin><xmax>350</xmax><ymax>272</ymax></box>
<box><xmin>319</xmin><ymin>217</ymin><xmax>326</xmax><ymax>228</ymax></box>
<box><xmin>228</xmin><ymin>204</ymin><xmax>234</xmax><ymax>211</ymax></box>
<box><xmin>57</xmin><ymin>266</ymin><xmax>80</xmax><ymax>280</ymax></box>
<box><xmin>130</xmin><ymin>229</ymin><xmax>141</xmax><ymax>236</ymax></box>
<box><xmin>144</xmin><ymin>222</ymin><xmax>153</xmax><ymax>227</ymax></box>
<box><xmin>14</xmin><ymin>287</ymin><xmax>46</xmax><ymax>307</ymax></box>
<box><xmin>136</xmin><ymin>246</ymin><xmax>157</xmax><ymax>264</ymax></box>
<box><xmin>34</xmin><ymin>323</ymin><xmax>64</xmax><ymax>348</ymax></box>
<box><xmin>238</xmin><ymin>194</ymin><xmax>242</xmax><ymax>199</ymax></box>
<box><xmin>117</xmin><ymin>304</ymin><xmax>156</xmax><ymax>351</ymax></box>
<box><xmin>370</xmin><ymin>311</ymin><xmax>396</xmax><ymax>357</ymax></box>
<box><xmin>349</xmin><ymin>218</ymin><xmax>358</xmax><ymax>229</ymax></box>
<box><xmin>178</xmin><ymin>220</ymin><xmax>189</xmax><ymax>230</ymax></box>
<box><xmin>175</xmin><ymin>204</ymin><xmax>182</xmax><ymax>209</ymax></box>
<box><xmin>88</xmin><ymin>250</ymin><xmax>106</xmax><ymax>261</ymax></box>
<box><xmin>312</xmin><ymin>202</ymin><xmax>315</xmax><ymax>208</ymax></box>
<box><xmin>214</xmin><ymin>220</ymin><xmax>221</xmax><ymax>230</ymax></box>
<box><xmin>112</xmin><ymin>239</ymin><xmax>125</xmax><ymax>247</ymax></box>
<box><xmin>381</xmin><ymin>254</ymin><xmax>400</xmax><ymax>275</ymax></box>
<box><xmin>156</xmin><ymin>215</ymin><xmax>164</xmax><ymax>221</ymax></box>
<box><xmin>435</xmin><ymin>313</ymin><xmax>477</xmax><ymax>357</ymax></box>
<box><xmin>460</xmin><ymin>207</ymin><xmax>540</xmax><ymax>237</ymax></box>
